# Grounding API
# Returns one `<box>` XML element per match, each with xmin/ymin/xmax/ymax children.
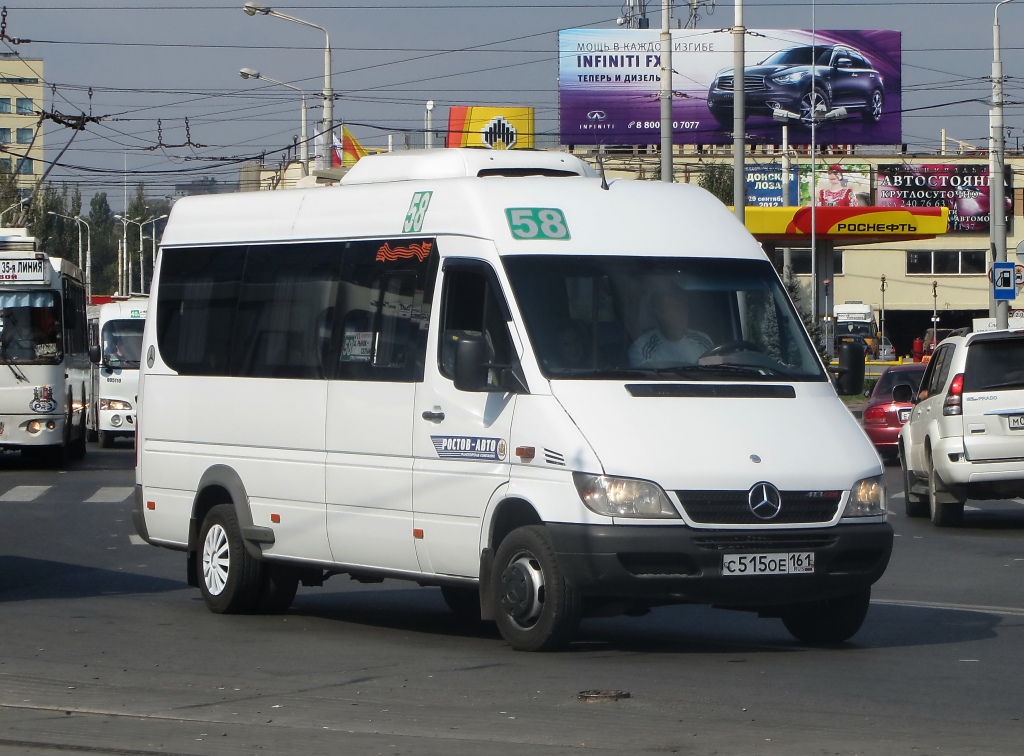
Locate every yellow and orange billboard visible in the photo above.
<box><xmin>446</xmin><ymin>106</ymin><xmax>535</xmax><ymax>150</ymax></box>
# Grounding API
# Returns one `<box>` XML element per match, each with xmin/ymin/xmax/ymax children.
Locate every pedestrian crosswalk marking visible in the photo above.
<box><xmin>0</xmin><ymin>485</ymin><xmax>49</xmax><ymax>502</ymax></box>
<box><xmin>85</xmin><ymin>487</ymin><xmax>134</xmax><ymax>503</ymax></box>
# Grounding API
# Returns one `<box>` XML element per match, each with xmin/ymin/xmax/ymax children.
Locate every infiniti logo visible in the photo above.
<box><xmin>586</xmin><ymin>110</ymin><xmax>607</xmax><ymax>121</ymax></box>
<box><xmin>748</xmin><ymin>482</ymin><xmax>782</xmax><ymax>520</ymax></box>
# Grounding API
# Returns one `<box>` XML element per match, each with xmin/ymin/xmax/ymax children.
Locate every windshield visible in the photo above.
<box><xmin>0</xmin><ymin>291</ymin><xmax>63</xmax><ymax>364</ymax></box>
<box><xmin>503</xmin><ymin>256</ymin><xmax>826</xmax><ymax>382</ymax></box>
<box><xmin>836</xmin><ymin>321</ymin><xmax>875</xmax><ymax>338</ymax></box>
<box><xmin>963</xmin><ymin>338</ymin><xmax>1024</xmax><ymax>392</ymax></box>
<box><xmin>760</xmin><ymin>46</ymin><xmax>833</xmax><ymax>67</ymax></box>
<box><xmin>874</xmin><ymin>367</ymin><xmax>925</xmax><ymax>397</ymax></box>
<box><xmin>101</xmin><ymin>318</ymin><xmax>145</xmax><ymax>368</ymax></box>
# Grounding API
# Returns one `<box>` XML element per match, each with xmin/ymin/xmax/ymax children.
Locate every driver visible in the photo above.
<box><xmin>629</xmin><ymin>283</ymin><xmax>713</xmax><ymax>367</ymax></box>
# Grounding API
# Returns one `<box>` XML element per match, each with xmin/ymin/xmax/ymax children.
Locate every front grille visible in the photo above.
<box><xmin>717</xmin><ymin>75</ymin><xmax>767</xmax><ymax>92</ymax></box>
<box><xmin>692</xmin><ymin>533</ymin><xmax>838</xmax><ymax>552</ymax></box>
<box><xmin>676</xmin><ymin>490</ymin><xmax>842</xmax><ymax>525</ymax></box>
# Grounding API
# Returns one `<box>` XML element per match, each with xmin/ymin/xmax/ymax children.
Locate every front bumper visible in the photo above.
<box><xmin>547</xmin><ymin>522</ymin><xmax>893</xmax><ymax>609</ymax></box>
<box><xmin>0</xmin><ymin>414</ymin><xmax>66</xmax><ymax>449</ymax></box>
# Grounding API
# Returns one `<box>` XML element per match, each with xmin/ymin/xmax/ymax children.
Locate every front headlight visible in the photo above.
<box><xmin>100</xmin><ymin>399</ymin><xmax>133</xmax><ymax>411</ymax></box>
<box><xmin>573</xmin><ymin>473</ymin><xmax>679</xmax><ymax>519</ymax></box>
<box><xmin>772</xmin><ymin>71</ymin><xmax>807</xmax><ymax>85</ymax></box>
<box><xmin>843</xmin><ymin>475</ymin><xmax>887</xmax><ymax>519</ymax></box>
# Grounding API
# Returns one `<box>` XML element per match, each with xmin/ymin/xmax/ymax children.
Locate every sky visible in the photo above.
<box><xmin>5</xmin><ymin>0</ymin><xmax>1023</xmax><ymax>212</ymax></box>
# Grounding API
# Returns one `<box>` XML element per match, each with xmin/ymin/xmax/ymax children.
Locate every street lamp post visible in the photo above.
<box><xmin>932</xmin><ymin>280</ymin><xmax>939</xmax><ymax>350</ymax></box>
<box><xmin>139</xmin><ymin>214</ymin><xmax>168</xmax><ymax>294</ymax></box>
<box><xmin>879</xmin><ymin>274</ymin><xmax>887</xmax><ymax>352</ymax></box>
<box><xmin>113</xmin><ymin>214</ymin><xmax>137</xmax><ymax>296</ymax></box>
<box><xmin>49</xmin><ymin>211</ymin><xmax>93</xmax><ymax>303</ymax></box>
<box><xmin>0</xmin><ymin>197</ymin><xmax>29</xmax><ymax>226</ymax></box>
<box><xmin>240</xmin><ymin>68</ymin><xmax>309</xmax><ymax>173</ymax></box>
<box><xmin>990</xmin><ymin>0</ymin><xmax>1016</xmax><ymax>329</ymax></box>
<box><xmin>659</xmin><ymin>0</ymin><xmax>673</xmax><ymax>183</ymax></box>
<box><xmin>425</xmin><ymin>100</ymin><xmax>434</xmax><ymax>149</ymax></box>
<box><xmin>244</xmin><ymin>3</ymin><xmax>333</xmax><ymax>170</ymax></box>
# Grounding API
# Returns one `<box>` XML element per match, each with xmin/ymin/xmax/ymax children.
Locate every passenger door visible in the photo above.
<box><xmin>325</xmin><ymin>238</ymin><xmax>437</xmax><ymax>574</ymax></box>
<box><xmin>412</xmin><ymin>260</ymin><xmax>521</xmax><ymax>578</ymax></box>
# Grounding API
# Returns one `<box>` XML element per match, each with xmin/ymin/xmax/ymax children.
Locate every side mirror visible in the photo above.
<box><xmin>891</xmin><ymin>383</ymin><xmax>914</xmax><ymax>404</ymax></box>
<box><xmin>835</xmin><ymin>341</ymin><xmax>865</xmax><ymax>395</ymax></box>
<box><xmin>89</xmin><ymin>344</ymin><xmax>101</xmax><ymax>365</ymax></box>
<box><xmin>453</xmin><ymin>334</ymin><xmax>489</xmax><ymax>392</ymax></box>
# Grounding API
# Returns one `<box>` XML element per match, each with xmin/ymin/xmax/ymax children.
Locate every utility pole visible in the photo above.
<box><xmin>659</xmin><ymin>0</ymin><xmax>673</xmax><ymax>183</ymax></box>
<box><xmin>731</xmin><ymin>0</ymin><xmax>746</xmax><ymax>221</ymax></box>
<box><xmin>990</xmin><ymin>0</ymin><xmax>1015</xmax><ymax>329</ymax></box>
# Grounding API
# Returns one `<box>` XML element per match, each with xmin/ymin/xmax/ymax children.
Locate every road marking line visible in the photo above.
<box><xmin>85</xmin><ymin>487</ymin><xmax>134</xmax><ymax>503</ymax></box>
<box><xmin>873</xmin><ymin>598</ymin><xmax>1024</xmax><ymax>617</ymax></box>
<box><xmin>0</xmin><ymin>485</ymin><xmax>50</xmax><ymax>502</ymax></box>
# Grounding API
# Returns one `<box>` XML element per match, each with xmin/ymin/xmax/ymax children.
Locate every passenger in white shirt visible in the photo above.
<box><xmin>629</xmin><ymin>283</ymin><xmax>713</xmax><ymax>367</ymax></box>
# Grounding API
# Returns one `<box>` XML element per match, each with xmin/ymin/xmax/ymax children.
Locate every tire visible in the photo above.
<box><xmin>492</xmin><ymin>525</ymin><xmax>581</xmax><ymax>652</ymax></box>
<box><xmin>256</xmin><ymin>563</ymin><xmax>299</xmax><ymax>614</ymax></box>
<box><xmin>781</xmin><ymin>589</ymin><xmax>871</xmax><ymax>644</ymax></box>
<box><xmin>68</xmin><ymin>413</ymin><xmax>87</xmax><ymax>461</ymax></box>
<box><xmin>98</xmin><ymin>430</ymin><xmax>114</xmax><ymax>449</ymax></box>
<box><xmin>863</xmin><ymin>89</ymin><xmax>884</xmax><ymax>123</ymax></box>
<box><xmin>902</xmin><ymin>447</ymin><xmax>928</xmax><ymax>517</ymax></box>
<box><xmin>440</xmin><ymin>585</ymin><xmax>482</xmax><ymax>620</ymax></box>
<box><xmin>928</xmin><ymin>453</ymin><xmax>964</xmax><ymax>527</ymax></box>
<box><xmin>798</xmin><ymin>87</ymin><xmax>830</xmax><ymax>127</ymax></box>
<box><xmin>197</xmin><ymin>503</ymin><xmax>264</xmax><ymax>614</ymax></box>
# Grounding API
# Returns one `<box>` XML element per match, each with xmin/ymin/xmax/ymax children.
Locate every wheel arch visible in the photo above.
<box><xmin>188</xmin><ymin>465</ymin><xmax>271</xmax><ymax>562</ymax></box>
<box><xmin>486</xmin><ymin>495</ymin><xmax>543</xmax><ymax>553</ymax></box>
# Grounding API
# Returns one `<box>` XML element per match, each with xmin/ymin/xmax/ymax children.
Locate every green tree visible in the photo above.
<box><xmin>89</xmin><ymin>193</ymin><xmax>117</xmax><ymax>296</ymax></box>
<box><xmin>697</xmin><ymin>162</ymin><xmax>734</xmax><ymax>206</ymax></box>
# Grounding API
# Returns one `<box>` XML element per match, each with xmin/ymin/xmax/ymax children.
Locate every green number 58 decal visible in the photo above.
<box><xmin>505</xmin><ymin>208</ymin><xmax>571</xmax><ymax>240</ymax></box>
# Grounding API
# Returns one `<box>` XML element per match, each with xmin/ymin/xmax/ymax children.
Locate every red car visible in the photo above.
<box><xmin>861</xmin><ymin>364</ymin><xmax>927</xmax><ymax>463</ymax></box>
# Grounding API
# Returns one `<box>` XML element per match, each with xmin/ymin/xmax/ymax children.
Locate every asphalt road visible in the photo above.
<box><xmin>1</xmin><ymin>444</ymin><xmax>1022</xmax><ymax>755</ymax></box>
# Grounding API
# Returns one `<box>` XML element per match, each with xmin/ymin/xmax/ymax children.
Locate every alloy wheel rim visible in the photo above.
<box><xmin>202</xmin><ymin>523</ymin><xmax>230</xmax><ymax>596</ymax></box>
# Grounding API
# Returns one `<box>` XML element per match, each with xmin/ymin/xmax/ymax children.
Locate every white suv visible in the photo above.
<box><xmin>897</xmin><ymin>330</ymin><xmax>1024</xmax><ymax>526</ymax></box>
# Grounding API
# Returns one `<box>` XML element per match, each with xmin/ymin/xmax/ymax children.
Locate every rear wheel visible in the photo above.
<box><xmin>492</xmin><ymin>525</ymin><xmax>581</xmax><ymax>651</ymax></box>
<box><xmin>781</xmin><ymin>589</ymin><xmax>871</xmax><ymax>644</ymax></box>
<box><xmin>902</xmin><ymin>446</ymin><xmax>928</xmax><ymax>517</ymax></box>
<box><xmin>197</xmin><ymin>503</ymin><xmax>264</xmax><ymax>613</ymax></box>
<box><xmin>863</xmin><ymin>89</ymin><xmax>884</xmax><ymax>122</ymax></box>
<box><xmin>928</xmin><ymin>452</ymin><xmax>964</xmax><ymax>527</ymax></box>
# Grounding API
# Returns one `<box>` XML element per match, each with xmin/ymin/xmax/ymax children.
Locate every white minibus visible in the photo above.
<box><xmin>88</xmin><ymin>298</ymin><xmax>147</xmax><ymax>447</ymax></box>
<box><xmin>0</xmin><ymin>229</ymin><xmax>91</xmax><ymax>463</ymax></box>
<box><xmin>135</xmin><ymin>149</ymin><xmax>892</xmax><ymax>651</ymax></box>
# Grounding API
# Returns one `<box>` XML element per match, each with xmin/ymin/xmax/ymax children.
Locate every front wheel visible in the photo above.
<box><xmin>197</xmin><ymin>503</ymin><xmax>264</xmax><ymax>613</ymax></box>
<box><xmin>492</xmin><ymin>525</ymin><xmax>581</xmax><ymax>651</ymax></box>
<box><xmin>798</xmin><ymin>87</ymin><xmax>830</xmax><ymax>127</ymax></box>
<box><xmin>781</xmin><ymin>589</ymin><xmax>871</xmax><ymax>644</ymax></box>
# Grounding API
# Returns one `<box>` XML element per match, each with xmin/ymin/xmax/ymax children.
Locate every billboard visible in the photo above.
<box><xmin>446</xmin><ymin>106</ymin><xmax>535</xmax><ymax>149</ymax></box>
<box><xmin>876</xmin><ymin>164</ymin><xmax>1013</xmax><ymax>233</ymax></box>
<box><xmin>559</xmin><ymin>29</ymin><xmax>901</xmax><ymax>146</ymax></box>
<box><xmin>745</xmin><ymin>164</ymin><xmax>799</xmax><ymax>207</ymax></box>
<box><xmin>745</xmin><ymin>162</ymin><xmax>871</xmax><ymax>207</ymax></box>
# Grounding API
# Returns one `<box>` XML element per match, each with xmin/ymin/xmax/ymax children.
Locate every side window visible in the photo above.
<box><xmin>925</xmin><ymin>345</ymin><xmax>952</xmax><ymax>396</ymax></box>
<box><xmin>231</xmin><ymin>243</ymin><xmax>340</xmax><ymax>379</ymax></box>
<box><xmin>334</xmin><ymin>238</ymin><xmax>436</xmax><ymax>382</ymax></box>
<box><xmin>156</xmin><ymin>246</ymin><xmax>245</xmax><ymax>376</ymax></box>
<box><xmin>62</xmin><ymin>279</ymin><xmax>87</xmax><ymax>356</ymax></box>
<box><xmin>439</xmin><ymin>265</ymin><xmax>514</xmax><ymax>387</ymax></box>
<box><xmin>934</xmin><ymin>345</ymin><xmax>956</xmax><ymax>391</ymax></box>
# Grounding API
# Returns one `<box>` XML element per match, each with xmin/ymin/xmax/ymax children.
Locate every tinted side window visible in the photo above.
<box><xmin>439</xmin><ymin>265</ymin><xmax>513</xmax><ymax>386</ymax></box>
<box><xmin>231</xmin><ymin>243</ymin><xmax>340</xmax><ymax>379</ymax></box>
<box><xmin>157</xmin><ymin>246</ymin><xmax>245</xmax><ymax>376</ymax></box>
<box><xmin>334</xmin><ymin>238</ymin><xmax>436</xmax><ymax>383</ymax></box>
<box><xmin>925</xmin><ymin>345</ymin><xmax>952</xmax><ymax>396</ymax></box>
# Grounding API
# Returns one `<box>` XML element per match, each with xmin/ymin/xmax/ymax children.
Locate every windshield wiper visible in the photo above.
<box><xmin>974</xmin><ymin>380</ymin><xmax>1024</xmax><ymax>392</ymax></box>
<box><xmin>5</xmin><ymin>361</ymin><xmax>29</xmax><ymax>383</ymax></box>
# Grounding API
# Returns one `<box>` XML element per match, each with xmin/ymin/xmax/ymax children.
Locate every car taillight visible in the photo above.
<box><xmin>863</xmin><ymin>405</ymin><xmax>887</xmax><ymax>424</ymax></box>
<box><xmin>943</xmin><ymin>373</ymin><xmax>964</xmax><ymax>416</ymax></box>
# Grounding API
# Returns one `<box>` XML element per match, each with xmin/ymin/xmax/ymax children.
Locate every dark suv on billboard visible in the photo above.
<box><xmin>707</xmin><ymin>44</ymin><xmax>884</xmax><ymax>128</ymax></box>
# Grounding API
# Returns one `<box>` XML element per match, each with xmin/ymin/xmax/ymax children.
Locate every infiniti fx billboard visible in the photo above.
<box><xmin>559</xmin><ymin>29</ymin><xmax>901</xmax><ymax>146</ymax></box>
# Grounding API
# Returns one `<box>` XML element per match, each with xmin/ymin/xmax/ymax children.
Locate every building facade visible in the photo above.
<box><xmin>0</xmin><ymin>53</ymin><xmax>43</xmax><ymax>199</ymax></box>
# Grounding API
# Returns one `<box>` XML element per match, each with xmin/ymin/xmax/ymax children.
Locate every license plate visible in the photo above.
<box><xmin>898</xmin><ymin>408</ymin><xmax>911</xmax><ymax>423</ymax></box>
<box><xmin>722</xmin><ymin>552</ymin><xmax>814</xmax><ymax>576</ymax></box>
<box><xmin>1009</xmin><ymin>415</ymin><xmax>1024</xmax><ymax>430</ymax></box>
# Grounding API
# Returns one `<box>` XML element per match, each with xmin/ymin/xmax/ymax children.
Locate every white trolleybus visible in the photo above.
<box><xmin>134</xmin><ymin>149</ymin><xmax>892</xmax><ymax>651</ymax></box>
<box><xmin>88</xmin><ymin>297</ymin><xmax>147</xmax><ymax>447</ymax></box>
<box><xmin>0</xmin><ymin>228</ymin><xmax>91</xmax><ymax>463</ymax></box>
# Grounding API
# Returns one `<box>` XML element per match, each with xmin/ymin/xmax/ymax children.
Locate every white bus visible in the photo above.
<box><xmin>0</xmin><ymin>229</ymin><xmax>91</xmax><ymax>463</ymax></box>
<box><xmin>88</xmin><ymin>298</ymin><xmax>147</xmax><ymax>447</ymax></box>
<box><xmin>135</xmin><ymin>149</ymin><xmax>892</xmax><ymax>651</ymax></box>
